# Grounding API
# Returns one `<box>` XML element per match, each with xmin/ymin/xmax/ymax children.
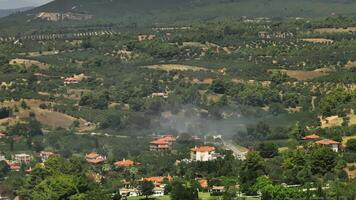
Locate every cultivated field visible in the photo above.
<box><xmin>314</xmin><ymin>27</ymin><xmax>356</xmax><ymax>33</ymax></box>
<box><xmin>9</xmin><ymin>58</ymin><xmax>49</xmax><ymax>69</ymax></box>
<box><xmin>144</xmin><ymin>64</ymin><xmax>209</xmax><ymax>72</ymax></box>
<box><xmin>274</xmin><ymin>69</ymin><xmax>329</xmax><ymax>81</ymax></box>
<box><xmin>302</xmin><ymin>38</ymin><xmax>334</xmax><ymax>44</ymax></box>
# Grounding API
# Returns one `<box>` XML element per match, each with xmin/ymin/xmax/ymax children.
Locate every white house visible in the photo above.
<box><xmin>152</xmin><ymin>187</ymin><xmax>165</xmax><ymax>197</ymax></box>
<box><xmin>14</xmin><ymin>154</ymin><xmax>32</xmax><ymax>164</ymax></box>
<box><xmin>119</xmin><ymin>188</ymin><xmax>140</xmax><ymax>197</ymax></box>
<box><xmin>191</xmin><ymin>146</ymin><xmax>216</xmax><ymax>162</ymax></box>
<box><xmin>315</xmin><ymin>139</ymin><xmax>340</xmax><ymax>152</ymax></box>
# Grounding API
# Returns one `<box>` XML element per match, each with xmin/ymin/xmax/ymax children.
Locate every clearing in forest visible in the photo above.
<box><xmin>0</xmin><ymin>99</ymin><xmax>95</xmax><ymax>132</ymax></box>
<box><xmin>9</xmin><ymin>58</ymin><xmax>49</xmax><ymax>69</ymax></box>
<box><xmin>273</xmin><ymin>69</ymin><xmax>329</xmax><ymax>80</ymax></box>
<box><xmin>345</xmin><ymin>60</ymin><xmax>356</xmax><ymax>69</ymax></box>
<box><xmin>301</xmin><ymin>38</ymin><xmax>334</xmax><ymax>44</ymax></box>
<box><xmin>314</xmin><ymin>27</ymin><xmax>356</xmax><ymax>33</ymax></box>
<box><xmin>144</xmin><ymin>64</ymin><xmax>209</xmax><ymax>72</ymax></box>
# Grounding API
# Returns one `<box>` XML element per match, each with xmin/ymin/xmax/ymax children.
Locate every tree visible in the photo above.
<box><xmin>346</xmin><ymin>139</ymin><xmax>356</xmax><ymax>152</ymax></box>
<box><xmin>254</xmin><ymin>176</ymin><xmax>305</xmax><ymax>200</ymax></box>
<box><xmin>0</xmin><ymin>160</ymin><xmax>10</xmax><ymax>178</ymax></box>
<box><xmin>140</xmin><ymin>181</ymin><xmax>154</xmax><ymax>199</ymax></box>
<box><xmin>257</xmin><ymin>142</ymin><xmax>278</xmax><ymax>158</ymax></box>
<box><xmin>210</xmin><ymin>79</ymin><xmax>226</xmax><ymax>94</ymax></box>
<box><xmin>310</xmin><ymin>147</ymin><xmax>337</xmax><ymax>175</ymax></box>
<box><xmin>289</xmin><ymin>122</ymin><xmax>305</xmax><ymax>140</ymax></box>
<box><xmin>170</xmin><ymin>179</ymin><xmax>199</xmax><ymax>200</ymax></box>
<box><xmin>0</xmin><ymin>107</ymin><xmax>10</xmax><ymax>119</ymax></box>
<box><xmin>239</xmin><ymin>152</ymin><xmax>265</xmax><ymax>195</ymax></box>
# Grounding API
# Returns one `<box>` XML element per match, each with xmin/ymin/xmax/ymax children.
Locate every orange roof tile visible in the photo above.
<box><xmin>303</xmin><ymin>134</ymin><xmax>320</xmax><ymax>140</ymax></box>
<box><xmin>315</xmin><ymin>139</ymin><xmax>339</xmax><ymax>145</ymax></box>
<box><xmin>198</xmin><ymin>179</ymin><xmax>208</xmax><ymax>188</ymax></box>
<box><xmin>143</xmin><ymin>176</ymin><xmax>172</xmax><ymax>183</ymax></box>
<box><xmin>86</xmin><ymin>152</ymin><xmax>100</xmax><ymax>159</ymax></box>
<box><xmin>150</xmin><ymin>139</ymin><xmax>169</xmax><ymax>145</ymax></box>
<box><xmin>114</xmin><ymin>159</ymin><xmax>135</xmax><ymax>167</ymax></box>
<box><xmin>191</xmin><ymin>146</ymin><xmax>215</xmax><ymax>152</ymax></box>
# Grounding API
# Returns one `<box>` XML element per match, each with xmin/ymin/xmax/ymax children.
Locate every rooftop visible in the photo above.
<box><xmin>315</xmin><ymin>139</ymin><xmax>340</xmax><ymax>145</ymax></box>
<box><xmin>303</xmin><ymin>134</ymin><xmax>320</xmax><ymax>140</ymax></box>
<box><xmin>191</xmin><ymin>146</ymin><xmax>215</xmax><ymax>152</ymax></box>
<box><xmin>114</xmin><ymin>159</ymin><xmax>135</xmax><ymax>167</ymax></box>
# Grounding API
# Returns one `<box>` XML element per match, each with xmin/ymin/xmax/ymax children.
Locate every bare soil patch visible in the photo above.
<box><xmin>9</xmin><ymin>58</ymin><xmax>49</xmax><ymax>69</ymax></box>
<box><xmin>315</xmin><ymin>27</ymin><xmax>356</xmax><ymax>33</ymax></box>
<box><xmin>302</xmin><ymin>38</ymin><xmax>334</xmax><ymax>44</ymax></box>
<box><xmin>0</xmin><ymin>99</ymin><xmax>95</xmax><ymax>132</ymax></box>
<box><xmin>144</xmin><ymin>64</ymin><xmax>209</xmax><ymax>72</ymax></box>
<box><xmin>271</xmin><ymin>69</ymin><xmax>329</xmax><ymax>81</ymax></box>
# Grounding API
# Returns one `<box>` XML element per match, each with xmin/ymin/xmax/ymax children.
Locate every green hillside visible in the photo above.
<box><xmin>2</xmin><ymin>0</ymin><xmax>356</xmax><ymax>34</ymax></box>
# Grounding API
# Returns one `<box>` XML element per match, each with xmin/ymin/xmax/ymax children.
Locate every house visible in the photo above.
<box><xmin>64</xmin><ymin>77</ymin><xmax>81</xmax><ymax>84</ymax></box>
<box><xmin>152</xmin><ymin>187</ymin><xmax>165</xmax><ymax>197</ymax></box>
<box><xmin>138</xmin><ymin>34</ymin><xmax>156</xmax><ymax>42</ymax></box>
<box><xmin>14</xmin><ymin>154</ymin><xmax>32</xmax><ymax>164</ymax></box>
<box><xmin>114</xmin><ymin>159</ymin><xmax>135</xmax><ymax>168</ymax></box>
<box><xmin>303</xmin><ymin>134</ymin><xmax>320</xmax><ymax>140</ymax></box>
<box><xmin>143</xmin><ymin>176</ymin><xmax>172</xmax><ymax>187</ymax></box>
<box><xmin>5</xmin><ymin>161</ymin><xmax>20</xmax><ymax>171</ymax></box>
<box><xmin>151</xmin><ymin>92</ymin><xmax>169</xmax><ymax>98</ymax></box>
<box><xmin>85</xmin><ymin>152</ymin><xmax>106</xmax><ymax>164</ymax></box>
<box><xmin>315</xmin><ymin>139</ymin><xmax>340</xmax><ymax>152</ymax></box>
<box><xmin>210</xmin><ymin>186</ymin><xmax>225</xmax><ymax>193</ymax></box>
<box><xmin>191</xmin><ymin>146</ymin><xmax>216</xmax><ymax>162</ymax></box>
<box><xmin>198</xmin><ymin>179</ymin><xmax>209</xmax><ymax>189</ymax></box>
<box><xmin>119</xmin><ymin>188</ymin><xmax>140</xmax><ymax>197</ymax></box>
<box><xmin>39</xmin><ymin>151</ymin><xmax>55</xmax><ymax>162</ymax></box>
<box><xmin>149</xmin><ymin>135</ymin><xmax>176</xmax><ymax>152</ymax></box>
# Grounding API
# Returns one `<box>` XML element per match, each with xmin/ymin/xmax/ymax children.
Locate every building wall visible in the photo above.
<box><xmin>191</xmin><ymin>151</ymin><xmax>214</xmax><ymax>161</ymax></box>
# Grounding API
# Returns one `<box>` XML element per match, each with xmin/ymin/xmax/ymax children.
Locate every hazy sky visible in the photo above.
<box><xmin>0</xmin><ymin>0</ymin><xmax>52</xmax><ymax>9</ymax></box>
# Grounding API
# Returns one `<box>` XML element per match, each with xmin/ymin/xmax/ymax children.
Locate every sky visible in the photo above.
<box><xmin>0</xmin><ymin>0</ymin><xmax>52</xmax><ymax>9</ymax></box>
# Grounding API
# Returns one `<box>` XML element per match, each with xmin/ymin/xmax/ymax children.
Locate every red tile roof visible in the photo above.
<box><xmin>303</xmin><ymin>134</ymin><xmax>320</xmax><ymax>140</ymax></box>
<box><xmin>315</xmin><ymin>139</ymin><xmax>340</xmax><ymax>145</ymax></box>
<box><xmin>85</xmin><ymin>152</ymin><xmax>106</xmax><ymax>164</ymax></box>
<box><xmin>114</xmin><ymin>159</ymin><xmax>135</xmax><ymax>167</ymax></box>
<box><xmin>191</xmin><ymin>146</ymin><xmax>215</xmax><ymax>152</ymax></box>
<box><xmin>198</xmin><ymin>179</ymin><xmax>208</xmax><ymax>188</ymax></box>
<box><xmin>150</xmin><ymin>135</ymin><xmax>176</xmax><ymax>146</ymax></box>
<box><xmin>143</xmin><ymin>176</ymin><xmax>173</xmax><ymax>184</ymax></box>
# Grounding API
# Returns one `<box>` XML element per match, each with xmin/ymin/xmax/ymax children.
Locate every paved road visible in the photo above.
<box><xmin>222</xmin><ymin>139</ymin><xmax>248</xmax><ymax>160</ymax></box>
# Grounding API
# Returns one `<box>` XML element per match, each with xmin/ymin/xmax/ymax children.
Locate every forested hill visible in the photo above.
<box><xmin>0</xmin><ymin>7</ymin><xmax>33</xmax><ymax>18</ymax></box>
<box><xmin>2</xmin><ymin>0</ymin><xmax>356</xmax><ymax>33</ymax></box>
<box><xmin>19</xmin><ymin>0</ymin><xmax>356</xmax><ymax>18</ymax></box>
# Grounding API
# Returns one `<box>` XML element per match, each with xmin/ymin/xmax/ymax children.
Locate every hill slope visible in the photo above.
<box><xmin>0</xmin><ymin>7</ymin><xmax>33</xmax><ymax>18</ymax></box>
<box><xmin>2</xmin><ymin>0</ymin><xmax>356</xmax><ymax>33</ymax></box>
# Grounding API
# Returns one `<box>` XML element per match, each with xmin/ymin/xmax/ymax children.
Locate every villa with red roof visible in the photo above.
<box><xmin>114</xmin><ymin>159</ymin><xmax>135</xmax><ymax>168</ymax></box>
<box><xmin>191</xmin><ymin>146</ymin><xmax>216</xmax><ymax>161</ymax></box>
<box><xmin>303</xmin><ymin>134</ymin><xmax>320</xmax><ymax>140</ymax></box>
<box><xmin>315</xmin><ymin>139</ymin><xmax>340</xmax><ymax>152</ymax></box>
<box><xmin>149</xmin><ymin>135</ymin><xmax>176</xmax><ymax>152</ymax></box>
<box><xmin>142</xmin><ymin>176</ymin><xmax>173</xmax><ymax>187</ymax></box>
<box><xmin>85</xmin><ymin>152</ymin><xmax>106</xmax><ymax>164</ymax></box>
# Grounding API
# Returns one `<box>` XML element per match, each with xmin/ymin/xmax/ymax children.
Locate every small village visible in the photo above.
<box><xmin>0</xmin><ymin>129</ymin><xmax>353</xmax><ymax>200</ymax></box>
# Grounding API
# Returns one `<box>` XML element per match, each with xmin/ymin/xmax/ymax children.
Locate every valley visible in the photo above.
<box><xmin>0</xmin><ymin>0</ymin><xmax>355</xmax><ymax>200</ymax></box>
